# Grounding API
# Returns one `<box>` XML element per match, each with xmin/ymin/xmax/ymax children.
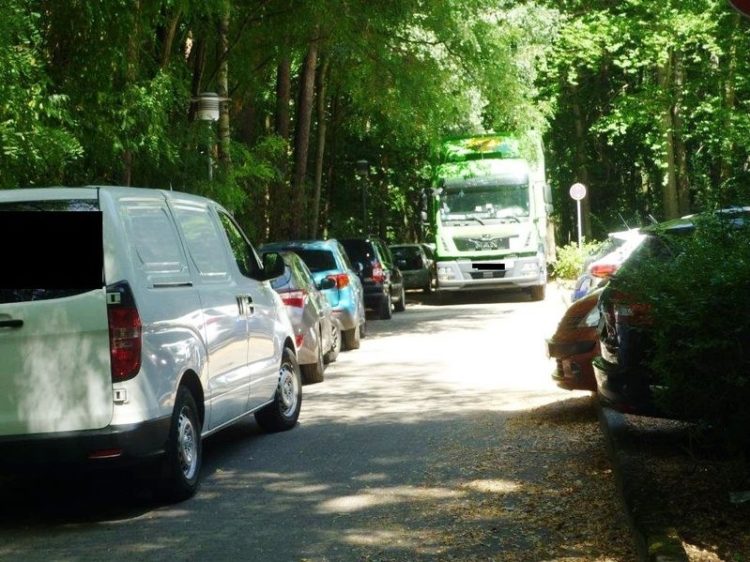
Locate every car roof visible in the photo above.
<box><xmin>262</xmin><ymin>239</ymin><xmax>339</xmax><ymax>250</ymax></box>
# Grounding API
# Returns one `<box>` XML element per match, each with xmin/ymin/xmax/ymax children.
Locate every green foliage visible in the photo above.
<box><xmin>552</xmin><ymin>240</ymin><xmax>602</xmax><ymax>280</ymax></box>
<box><xmin>614</xmin><ymin>215</ymin><xmax>750</xmax><ymax>455</ymax></box>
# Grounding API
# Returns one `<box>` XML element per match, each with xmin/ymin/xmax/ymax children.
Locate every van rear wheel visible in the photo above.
<box><xmin>159</xmin><ymin>386</ymin><xmax>202</xmax><ymax>502</ymax></box>
<box><xmin>255</xmin><ymin>347</ymin><xmax>302</xmax><ymax>432</ymax></box>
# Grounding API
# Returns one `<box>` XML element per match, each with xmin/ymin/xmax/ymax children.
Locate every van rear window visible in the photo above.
<box><xmin>0</xmin><ymin>202</ymin><xmax>104</xmax><ymax>303</ymax></box>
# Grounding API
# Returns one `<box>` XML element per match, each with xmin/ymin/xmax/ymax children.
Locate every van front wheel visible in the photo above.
<box><xmin>160</xmin><ymin>386</ymin><xmax>202</xmax><ymax>502</ymax></box>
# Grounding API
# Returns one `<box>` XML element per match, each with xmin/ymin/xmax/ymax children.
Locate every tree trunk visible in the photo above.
<box><xmin>216</xmin><ymin>0</ymin><xmax>231</xmax><ymax>169</ymax></box>
<box><xmin>269</xmin><ymin>55</ymin><xmax>292</xmax><ymax>241</ymax></box>
<box><xmin>121</xmin><ymin>0</ymin><xmax>141</xmax><ymax>186</ymax></box>
<box><xmin>188</xmin><ymin>36</ymin><xmax>207</xmax><ymax>121</ymax></box>
<box><xmin>721</xmin><ymin>13</ymin><xmax>739</xmax><ymax>184</ymax></box>
<box><xmin>322</xmin><ymin>92</ymin><xmax>341</xmax><ymax>239</ymax></box>
<box><xmin>659</xmin><ymin>51</ymin><xmax>680</xmax><ymax>220</ymax></box>
<box><xmin>160</xmin><ymin>7</ymin><xmax>182</xmax><ymax>68</ymax></box>
<box><xmin>673</xmin><ymin>52</ymin><xmax>690</xmax><ymax>216</ymax></box>
<box><xmin>310</xmin><ymin>53</ymin><xmax>330</xmax><ymax>238</ymax></box>
<box><xmin>290</xmin><ymin>36</ymin><xmax>319</xmax><ymax>238</ymax></box>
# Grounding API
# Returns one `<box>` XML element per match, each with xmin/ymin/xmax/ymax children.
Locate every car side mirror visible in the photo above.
<box><xmin>318</xmin><ymin>277</ymin><xmax>336</xmax><ymax>291</ymax></box>
<box><xmin>355</xmin><ymin>262</ymin><xmax>364</xmax><ymax>274</ymax></box>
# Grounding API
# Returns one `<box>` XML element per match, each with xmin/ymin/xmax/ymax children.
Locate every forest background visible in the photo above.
<box><xmin>3</xmin><ymin>0</ymin><xmax>750</xmax><ymax>247</ymax></box>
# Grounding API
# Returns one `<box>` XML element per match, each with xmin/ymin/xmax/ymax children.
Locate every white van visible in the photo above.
<box><xmin>0</xmin><ymin>186</ymin><xmax>301</xmax><ymax>501</ymax></box>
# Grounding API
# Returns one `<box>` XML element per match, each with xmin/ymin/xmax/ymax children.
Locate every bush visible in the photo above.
<box><xmin>552</xmin><ymin>240</ymin><xmax>603</xmax><ymax>280</ymax></box>
<box><xmin>614</xmin><ymin>214</ymin><xmax>750</xmax><ymax>456</ymax></box>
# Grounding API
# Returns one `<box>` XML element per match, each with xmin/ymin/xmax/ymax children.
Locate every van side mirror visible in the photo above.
<box><xmin>261</xmin><ymin>252</ymin><xmax>285</xmax><ymax>280</ymax></box>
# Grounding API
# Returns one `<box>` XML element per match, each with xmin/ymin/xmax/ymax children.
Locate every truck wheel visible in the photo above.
<box><xmin>530</xmin><ymin>285</ymin><xmax>546</xmax><ymax>301</ymax></box>
<box><xmin>255</xmin><ymin>347</ymin><xmax>302</xmax><ymax>432</ymax></box>
<box><xmin>342</xmin><ymin>324</ymin><xmax>361</xmax><ymax>350</ymax></box>
<box><xmin>160</xmin><ymin>386</ymin><xmax>202</xmax><ymax>502</ymax></box>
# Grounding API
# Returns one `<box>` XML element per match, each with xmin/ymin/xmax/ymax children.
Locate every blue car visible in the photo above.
<box><xmin>260</xmin><ymin>240</ymin><xmax>366</xmax><ymax>350</ymax></box>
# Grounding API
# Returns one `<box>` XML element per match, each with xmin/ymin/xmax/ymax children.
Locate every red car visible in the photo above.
<box><xmin>547</xmin><ymin>288</ymin><xmax>603</xmax><ymax>392</ymax></box>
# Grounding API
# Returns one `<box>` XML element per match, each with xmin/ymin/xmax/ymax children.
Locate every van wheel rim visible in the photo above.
<box><xmin>279</xmin><ymin>365</ymin><xmax>298</xmax><ymax>416</ymax></box>
<box><xmin>177</xmin><ymin>408</ymin><xmax>198</xmax><ymax>479</ymax></box>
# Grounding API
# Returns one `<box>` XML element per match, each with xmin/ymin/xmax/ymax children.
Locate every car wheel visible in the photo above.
<box><xmin>159</xmin><ymin>386</ymin><xmax>202</xmax><ymax>502</ymax></box>
<box><xmin>394</xmin><ymin>285</ymin><xmax>406</xmax><ymax>312</ymax></box>
<box><xmin>323</xmin><ymin>322</ymin><xmax>341</xmax><ymax>364</ymax></box>
<box><xmin>379</xmin><ymin>292</ymin><xmax>392</xmax><ymax>319</ymax></box>
<box><xmin>529</xmin><ymin>285</ymin><xmax>546</xmax><ymax>301</ymax></box>
<box><xmin>301</xmin><ymin>332</ymin><xmax>325</xmax><ymax>384</ymax></box>
<box><xmin>255</xmin><ymin>347</ymin><xmax>302</xmax><ymax>432</ymax></box>
<box><xmin>423</xmin><ymin>273</ymin><xmax>436</xmax><ymax>294</ymax></box>
<box><xmin>342</xmin><ymin>323</ymin><xmax>361</xmax><ymax>350</ymax></box>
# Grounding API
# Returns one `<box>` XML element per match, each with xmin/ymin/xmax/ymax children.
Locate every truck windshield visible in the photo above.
<box><xmin>441</xmin><ymin>183</ymin><xmax>530</xmax><ymax>220</ymax></box>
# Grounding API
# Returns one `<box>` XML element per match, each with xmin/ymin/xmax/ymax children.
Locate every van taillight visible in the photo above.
<box><xmin>371</xmin><ymin>261</ymin><xmax>385</xmax><ymax>284</ymax></box>
<box><xmin>107</xmin><ymin>282</ymin><xmax>142</xmax><ymax>382</ymax></box>
<box><xmin>327</xmin><ymin>273</ymin><xmax>350</xmax><ymax>289</ymax></box>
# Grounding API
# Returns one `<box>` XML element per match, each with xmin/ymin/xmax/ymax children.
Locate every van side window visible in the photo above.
<box><xmin>173</xmin><ymin>207</ymin><xmax>229</xmax><ymax>278</ymax></box>
<box><xmin>217</xmin><ymin>211</ymin><xmax>262</xmax><ymax>279</ymax></box>
<box><xmin>125</xmin><ymin>206</ymin><xmax>186</xmax><ymax>273</ymax></box>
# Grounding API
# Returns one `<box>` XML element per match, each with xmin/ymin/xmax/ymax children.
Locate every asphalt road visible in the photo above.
<box><xmin>0</xmin><ymin>286</ymin><xmax>598</xmax><ymax>562</ymax></box>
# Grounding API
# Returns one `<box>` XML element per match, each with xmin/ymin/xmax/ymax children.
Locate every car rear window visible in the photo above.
<box><xmin>340</xmin><ymin>240</ymin><xmax>373</xmax><ymax>263</ymax></box>
<box><xmin>292</xmin><ymin>249</ymin><xmax>337</xmax><ymax>272</ymax></box>
<box><xmin>0</xmin><ymin>200</ymin><xmax>104</xmax><ymax>303</ymax></box>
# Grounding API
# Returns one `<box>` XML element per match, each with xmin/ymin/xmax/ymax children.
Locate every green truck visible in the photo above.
<box><xmin>427</xmin><ymin>133</ymin><xmax>553</xmax><ymax>300</ymax></box>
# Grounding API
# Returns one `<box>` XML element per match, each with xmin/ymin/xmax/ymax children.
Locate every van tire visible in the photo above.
<box><xmin>255</xmin><ymin>347</ymin><xmax>302</xmax><ymax>432</ymax></box>
<box><xmin>342</xmin><ymin>324</ymin><xmax>361</xmax><ymax>350</ymax></box>
<box><xmin>159</xmin><ymin>386</ymin><xmax>202</xmax><ymax>502</ymax></box>
<box><xmin>301</xmin><ymin>336</ymin><xmax>325</xmax><ymax>384</ymax></box>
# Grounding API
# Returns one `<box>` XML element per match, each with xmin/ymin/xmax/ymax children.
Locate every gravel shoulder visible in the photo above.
<box><xmin>602</xmin><ymin>407</ymin><xmax>750</xmax><ymax>562</ymax></box>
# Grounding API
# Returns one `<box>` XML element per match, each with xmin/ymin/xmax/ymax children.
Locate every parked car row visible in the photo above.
<box><xmin>0</xmin><ymin>185</ymin><xmax>434</xmax><ymax>505</ymax></box>
<box><xmin>550</xmin><ymin>208</ymin><xmax>749</xmax><ymax>420</ymax></box>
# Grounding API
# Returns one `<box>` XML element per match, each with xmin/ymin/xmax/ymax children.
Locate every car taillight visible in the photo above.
<box><xmin>295</xmin><ymin>333</ymin><xmax>304</xmax><ymax>348</ymax></box>
<box><xmin>107</xmin><ymin>281</ymin><xmax>142</xmax><ymax>382</ymax></box>
<box><xmin>371</xmin><ymin>261</ymin><xmax>385</xmax><ymax>284</ymax></box>
<box><xmin>609</xmin><ymin>290</ymin><xmax>652</xmax><ymax>327</ymax></box>
<box><xmin>281</xmin><ymin>290</ymin><xmax>307</xmax><ymax>308</ymax></box>
<box><xmin>591</xmin><ymin>263</ymin><xmax>617</xmax><ymax>278</ymax></box>
<box><xmin>327</xmin><ymin>273</ymin><xmax>350</xmax><ymax>289</ymax></box>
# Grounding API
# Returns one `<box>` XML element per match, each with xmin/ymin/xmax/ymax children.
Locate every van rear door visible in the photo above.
<box><xmin>0</xmin><ymin>196</ymin><xmax>112</xmax><ymax>435</ymax></box>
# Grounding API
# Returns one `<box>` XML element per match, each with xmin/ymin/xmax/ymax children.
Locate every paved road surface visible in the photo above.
<box><xmin>0</xmin><ymin>287</ymin><xmax>635</xmax><ymax>561</ymax></box>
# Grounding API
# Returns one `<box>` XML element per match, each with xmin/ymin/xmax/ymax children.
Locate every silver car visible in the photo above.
<box><xmin>269</xmin><ymin>252</ymin><xmax>340</xmax><ymax>384</ymax></box>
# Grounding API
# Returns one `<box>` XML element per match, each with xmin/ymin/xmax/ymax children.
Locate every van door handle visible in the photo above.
<box><xmin>0</xmin><ymin>319</ymin><xmax>23</xmax><ymax>329</ymax></box>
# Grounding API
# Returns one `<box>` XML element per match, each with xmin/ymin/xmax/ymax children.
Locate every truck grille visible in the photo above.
<box><xmin>453</xmin><ymin>236</ymin><xmax>510</xmax><ymax>252</ymax></box>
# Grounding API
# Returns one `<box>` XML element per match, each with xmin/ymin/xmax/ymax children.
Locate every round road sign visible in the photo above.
<box><xmin>728</xmin><ymin>0</ymin><xmax>750</xmax><ymax>16</ymax></box>
<box><xmin>569</xmin><ymin>182</ymin><xmax>587</xmax><ymax>201</ymax></box>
